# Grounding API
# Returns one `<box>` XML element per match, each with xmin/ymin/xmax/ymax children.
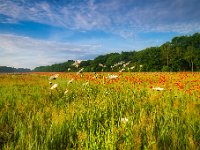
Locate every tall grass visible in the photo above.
<box><xmin>0</xmin><ymin>72</ymin><xmax>200</xmax><ymax>149</ymax></box>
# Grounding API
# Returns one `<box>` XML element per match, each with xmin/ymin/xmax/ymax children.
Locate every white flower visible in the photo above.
<box><xmin>152</xmin><ymin>87</ymin><xmax>164</xmax><ymax>91</ymax></box>
<box><xmin>140</xmin><ymin>65</ymin><xmax>143</xmax><ymax>68</ymax></box>
<box><xmin>49</xmin><ymin>81</ymin><xmax>52</xmax><ymax>85</ymax></box>
<box><xmin>119</xmin><ymin>68</ymin><xmax>125</xmax><ymax>72</ymax></box>
<box><xmin>68</xmin><ymin>68</ymin><xmax>71</xmax><ymax>71</ymax></box>
<box><xmin>76</xmin><ymin>68</ymin><xmax>84</xmax><ymax>75</ymax></box>
<box><xmin>49</xmin><ymin>74</ymin><xmax>59</xmax><ymax>80</ymax></box>
<box><xmin>50</xmin><ymin>84</ymin><xmax>58</xmax><ymax>90</ymax></box>
<box><xmin>121</xmin><ymin>117</ymin><xmax>128</xmax><ymax>124</ymax></box>
<box><xmin>108</xmin><ymin>74</ymin><xmax>118</xmax><ymax>79</ymax></box>
<box><xmin>64</xmin><ymin>89</ymin><xmax>68</xmax><ymax>95</ymax></box>
<box><xmin>78</xmin><ymin>68</ymin><xmax>84</xmax><ymax>73</ymax></box>
<box><xmin>126</xmin><ymin>61</ymin><xmax>131</xmax><ymax>65</ymax></box>
<box><xmin>130</xmin><ymin>66</ymin><xmax>135</xmax><ymax>69</ymax></box>
<box><xmin>72</xmin><ymin>60</ymin><xmax>82</xmax><ymax>68</ymax></box>
<box><xmin>123</xmin><ymin>61</ymin><xmax>131</xmax><ymax>67</ymax></box>
<box><xmin>92</xmin><ymin>74</ymin><xmax>98</xmax><ymax>79</ymax></box>
<box><xmin>99</xmin><ymin>63</ymin><xmax>104</xmax><ymax>67</ymax></box>
<box><xmin>67</xmin><ymin>79</ymin><xmax>74</xmax><ymax>84</ymax></box>
<box><xmin>82</xmin><ymin>81</ymin><xmax>89</xmax><ymax>86</ymax></box>
<box><xmin>113</xmin><ymin>61</ymin><xmax>125</xmax><ymax>67</ymax></box>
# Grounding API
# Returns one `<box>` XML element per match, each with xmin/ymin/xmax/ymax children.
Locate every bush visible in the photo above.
<box><xmin>161</xmin><ymin>66</ymin><xmax>171</xmax><ymax>72</ymax></box>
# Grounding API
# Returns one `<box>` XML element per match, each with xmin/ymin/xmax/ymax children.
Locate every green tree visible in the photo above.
<box><xmin>184</xmin><ymin>45</ymin><xmax>197</xmax><ymax>72</ymax></box>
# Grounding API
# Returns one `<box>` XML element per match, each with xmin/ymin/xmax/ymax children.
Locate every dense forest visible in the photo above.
<box><xmin>32</xmin><ymin>33</ymin><xmax>200</xmax><ymax>72</ymax></box>
<box><xmin>0</xmin><ymin>66</ymin><xmax>31</xmax><ymax>73</ymax></box>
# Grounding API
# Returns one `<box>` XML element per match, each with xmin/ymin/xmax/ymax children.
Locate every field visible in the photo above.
<box><xmin>0</xmin><ymin>72</ymin><xmax>200</xmax><ymax>149</ymax></box>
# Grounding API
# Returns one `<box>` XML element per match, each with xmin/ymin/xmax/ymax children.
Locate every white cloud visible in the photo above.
<box><xmin>0</xmin><ymin>34</ymin><xmax>101</xmax><ymax>69</ymax></box>
<box><xmin>0</xmin><ymin>0</ymin><xmax>200</xmax><ymax>39</ymax></box>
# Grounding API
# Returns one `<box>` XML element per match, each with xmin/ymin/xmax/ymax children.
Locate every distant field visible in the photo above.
<box><xmin>0</xmin><ymin>72</ymin><xmax>200</xmax><ymax>149</ymax></box>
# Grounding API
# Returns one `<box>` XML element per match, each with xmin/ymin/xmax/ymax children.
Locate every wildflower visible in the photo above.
<box><xmin>99</xmin><ymin>63</ymin><xmax>104</xmax><ymax>67</ymax></box>
<box><xmin>123</xmin><ymin>61</ymin><xmax>131</xmax><ymax>67</ymax></box>
<box><xmin>68</xmin><ymin>79</ymin><xmax>74</xmax><ymax>84</ymax></box>
<box><xmin>72</xmin><ymin>60</ymin><xmax>82</xmax><ymax>68</ymax></box>
<box><xmin>121</xmin><ymin>117</ymin><xmax>128</xmax><ymax>124</ymax></box>
<box><xmin>82</xmin><ymin>81</ymin><xmax>89</xmax><ymax>86</ymax></box>
<box><xmin>130</xmin><ymin>66</ymin><xmax>135</xmax><ymax>70</ymax></box>
<box><xmin>119</xmin><ymin>68</ymin><xmax>125</xmax><ymax>72</ymax></box>
<box><xmin>78</xmin><ymin>68</ymin><xmax>84</xmax><ymax>73</ymax></box>
<box><xmin>49</xmin><ymin>74</ymin><xmax>59</xmax><ymax>80</ymax></box>
<box><xmin>92</xmin><ymin>73</ymin><xmax>98</xmax><ymax>79</ymax></box>
<box><xmin>104</xmin><ymin>91</ymin><xmax>109</xmax><ymax>95</ymax></box>
<box><xmin>108</xmin><ymin>74</ymin><xmax>118</xmax><ymax>79</ymax></box>
<box><xmin>49</xmin><ymin>81</ymin><xmax>52</xmax><ymax>85</ymax></box>
<box><xmin>126</xmin><ymin>61</ymin><xmax>131</xmax><ymax>65</ymax></box>
<box><xmin>140</xmin><ymin>65</ymin><xmax>143</xmax><ymax>68</ymax></box>
<box><xmin>152</xmin><ymin>87</ymin><xmax>164</xmax><ymax>91</ymax></box>
<box><xmin>64</xmin><ymin>89</ymin><xmax>68</xmax><ymax>95</ymax></box>
<box><xmin>113</xmin><ymin>61</ymin><xmax>125</xmax><ymax>67</ymax></box>
<box><xmin>76</xmin><ymin>68</ymin><xmax>84</xmax><ymax>75</ymax></box>
<box><xmin>50</xmin><ymin>84</ymin><xmax>58</xmax><ymax>90</ymax></box>
<box><xmin>68</xmin><ymin>68</ymin><xmax>71</xmax><ymax>71</ymax></box>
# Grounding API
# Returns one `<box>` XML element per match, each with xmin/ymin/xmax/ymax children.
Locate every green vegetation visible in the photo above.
<box><xmin>0</xmin><ymin>72</ymin><xmax>200</xmax><ymax>149</ymax></box>
<box><xmin>0</xmin><ymin>66</ymin><xmax>31</xmax><ymax>73</ymax></box>
<box><xmin>33</xmin><ymin>33</ymin><xmax>200</xmax><ymax>72</ymax></box>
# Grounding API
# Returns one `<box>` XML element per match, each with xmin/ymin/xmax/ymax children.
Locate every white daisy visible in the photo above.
<box><xmin>108</xmin><ymin>74</ymin><xmax>118</xmax><ymax>79</ymax></box>
<box><xmin>49</xmin><ymin>74</ymin><xmax>59</xmax><ymax>80</ymax></box>
<box><xmin>152</xmin><ymin>87</ymin><xmax>164</xmax><ymax>91</ymax></box>
<box><xmin>50</xmin><ymin>84</ymin><xmax>58</xmax><ymax>90</ymax></box>
<box><xmin>68</xmin><ymin>79</ymin><xmax>74</xmax><ymax>84</ymax></box>
<box><xmin>121</xmin><ymin>117</ymin><xmax>128</xmax><ymax>124</ymax></box>
<box><xmin>64</xmin><ymin>89</ymin><xmax>68</xmax><ymax>95</ymax></box>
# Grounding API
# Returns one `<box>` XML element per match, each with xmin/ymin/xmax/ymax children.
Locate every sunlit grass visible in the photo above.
<box><xmin>0</xmin><ymin>72</ymin><xmax>200</xmax><ymax>149</ymax></box>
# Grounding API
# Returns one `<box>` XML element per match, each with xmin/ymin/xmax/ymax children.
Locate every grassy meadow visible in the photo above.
<box><xmin>0</xmin><ymin>72</ymin><xmax>200</xmax><ymax>149</ymax></box>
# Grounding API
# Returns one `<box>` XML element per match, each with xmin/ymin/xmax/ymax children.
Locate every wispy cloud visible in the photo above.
<box><xmin>1</xmin><ymin>0</ymin><xmax>200</xmax><ymax>38</ymax></box>
<box><xmin>0</xmin><ymin>34</ymin><xmax>101</xmax><ymax>69</ymax></box>
<box><xmin>0</xmin><ymin>0</ymin><xmax>199</xmax><ymax>69</ymax></box>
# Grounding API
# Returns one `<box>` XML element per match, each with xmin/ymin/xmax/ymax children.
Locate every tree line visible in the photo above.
<box><xmin>0</xmin><ymin>66</ymin><xmax>31</xmax><ymax>73</ymax></box>
<box><xmin>33</xmin><ymin>33</ymin><xmax>200</xmax><ymax>72</ymax></box>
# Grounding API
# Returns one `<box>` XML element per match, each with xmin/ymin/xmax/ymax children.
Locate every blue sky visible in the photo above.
<box><xmin>0</xmin><ymin>0</ymin><xmax>200</xmax><ymax>69</ymax></box>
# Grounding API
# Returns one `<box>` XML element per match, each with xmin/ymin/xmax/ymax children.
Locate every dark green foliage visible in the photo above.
<box><xmin>34</xmin><ymin>60</ymin><xmax>75</xmax><ymax>72</ymax></box>
<box><xmin>33</xmin><ymin>33</ymin><xmax>200</xmax><ymax>72</ymax></box>
<box><xmin>162</xmin><ymin>66</ymin><xmax>171</xmax><ymax>72</ymax></box>
<box><xmin>0</xmin><ymin>66</ymin><xmax>31</xmax><ymax>73</ymax></box>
